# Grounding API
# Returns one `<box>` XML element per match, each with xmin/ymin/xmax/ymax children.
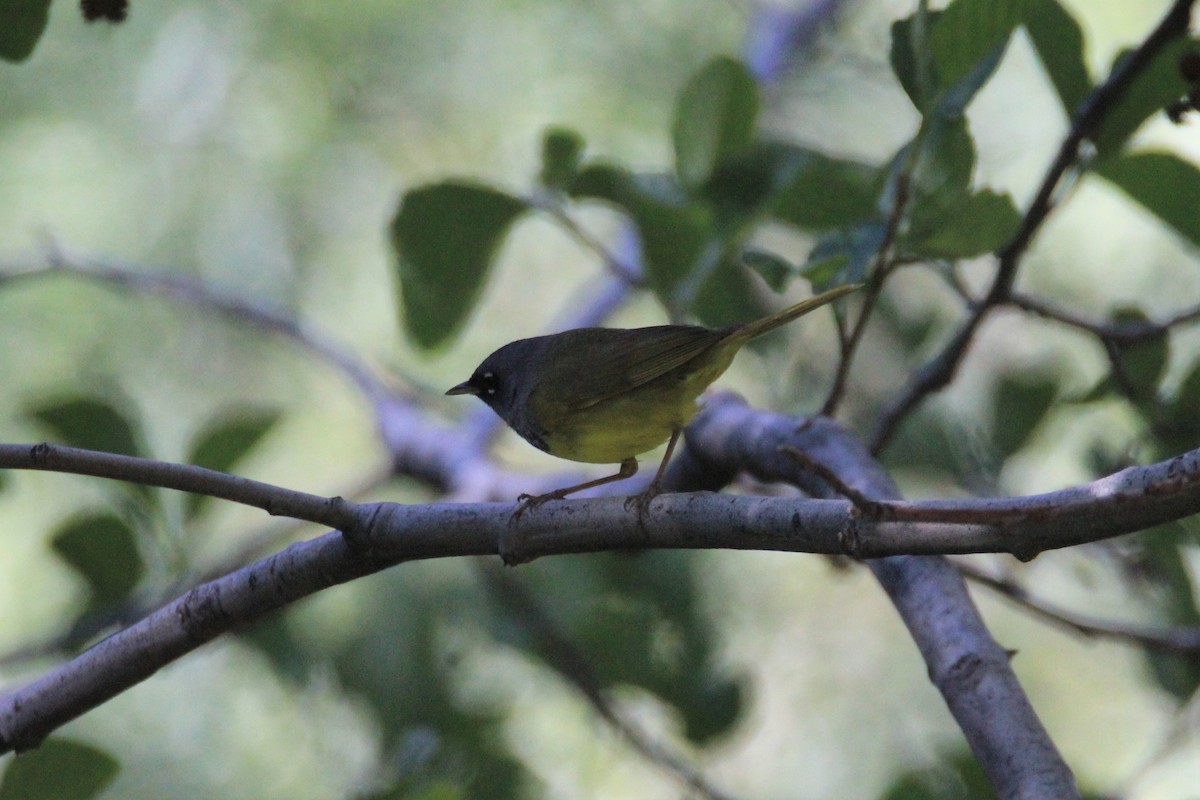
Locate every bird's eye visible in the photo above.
<box><xmin>479</xmin><ymin>371</ymin><xmax>498</xmax><ymax>396</ymax></box>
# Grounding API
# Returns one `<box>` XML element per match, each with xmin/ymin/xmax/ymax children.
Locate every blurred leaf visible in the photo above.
<box><xmin>991</xmin><ymin>371</ymin><xmax>1058</xmax><ymax>459</ymax></box>
<box><xmin>879</xmin><ymin>406</ymin><xmax>964</xmax><ymax>480</ymax></box>
<box><xmin>50</xmin><ymin>514</ymin><xmax>144</xmax><ymax>608</ymax></box>
<box><xmin>891</xmin><ymin>1</ymin><xmax>1011</xmax><ymax>118</ymax></box>
<box><xmin>741</xmin><ymin>249</ymin><xmax>797</xmax><ymax>292</ymax></box>
<box><xmin>911</xmin><ymin>115</ymin><xmax>975</xmax><ymax>205</ymax></box>
<box><xmin>805</xmin><ymin>221</ymin><xmax>887</xmax><ymax>287</ymax></box>
<box><xmin>1094</xmin><ymin>151</ymin><xmax>1200</xmax><ymax>249</ymax></box>
<box><xmin>0</xmin><ymin>0</ymin><xmax>51</xmax><ymax>63</ymax></box>
<box><xmin>891</xmin><ymin>9</ymin><xmax>942</xmax><ymax>112</ymax></box>
<box><xmin>184</xmin><ymin>409</ymin><xmax>281</xmax><ymax>521</ymax></box>
<box><xmin>692</xmin><ymin>256</ymin><xmax>767</xmax><ymax>328</ymax></box>
<box><xmin>390</xmin><ymin>182</ymin><xmax>529</xmax><ymax>349</ymax></box>
<box><xmin>1023</xmin><ymin>0</ymin><xmax>1092</xmax><ymax>113</ymax></box>
<box><xmin>928</xmin><ymin>0</ymin><xmax>1021</xmax><ymax>96</ymax></box>
<box><xmin>702</xmin><ymin>141</ymin><xmax>806</xmax><ymax>232</ymax></box>
<box><xmin>903</xmin><ymin>116</ymin><xmax>978</xmax><ymax>246</ymax></box>
<box><xmin>29</xmin><ymin>397</ymin><xmax>143</xmax><ymax>458</ymax></box>
<box><xmin>504</xmin><ymin>553</ymin><xmax>744</xmax><ymax>745</ymax></box>
<box><xmin>1063</xmin><ymin>374</ymin><xmax>1116</xmax><ymax>405</ymax></box>
<box><xmin>1092</xmin><ymin>37</ymin><xmax>1193</xmax><ymax>156</ymax></box>
<box><xmin>571</xmin><ymin>163</ymin><xmax>712</xmax><ymax>301</ymax></box>
<box><xmin>672</xmin><ymin>57</ymin><xmax>759</xmax><ymax>191</ymax></box>
<box><xmin>1109</xmin><ymin>307</ymin><xmax>1168</xmax><ymax>402</ymax></box>
<box><xmin>878</xmin><ymin>750</ymin><xmax>990</xmax><ymax>800</ymax></box>
<box><xmin>902</xmin><ymin>189</ymin><xmax>1022</xmax><ymax>259</ymax></box>
<box><xmin>929</xmin><ymin>39</ymin><xmax>1008</xmax><ymax>122</ymax></box>
<box><xmin>315</xmin><ymin>575</ymin><xmax>527</xmax><ymax>800</ymax></box>
<box><xmin>770</xmin><ymin>146</ymin><xmax>883</xmax><ymax>231</ymax></box>
<box><xmin>800</xmin><ymin>252</ymin><xmax>852</xmax><ymax>289</ymax></box>
<box><xmin>539</xmin><ymin>127</ymin><xmax>584</xmax><ymax>191</ymax></box>
<box><xmin>1160</xmin><ymin>356</ymin><xmax>1200</xmax><ymax>447</ymax></box>
<box><xmin>0</xmin><ymin>738</ymin><xmax>119</xmax><ymax>800</ymax></box>
<box><xmin>1135</xmin><ymin>529</ymin><xmax>1200</xmax><ymax>699</ymax></box>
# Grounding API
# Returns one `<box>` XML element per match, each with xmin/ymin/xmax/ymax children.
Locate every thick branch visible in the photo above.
<box><xmin>4</xmin><ymin>399</ymin><xmax>1200</xmax><ymax>766</ymax></box>
<box><xmin>678</xmin><ymin>395</ymin><xmax>1080</xmax><ymax>799</ymax></box>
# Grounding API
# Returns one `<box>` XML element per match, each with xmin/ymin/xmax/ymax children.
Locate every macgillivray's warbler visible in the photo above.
<box><xmin>447</xmin><ymin>283</ymin><xmax>859</xmax><ymax>509</ymax></box>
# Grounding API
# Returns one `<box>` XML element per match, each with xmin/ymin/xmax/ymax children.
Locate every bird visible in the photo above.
<box><xmin>447</xmin><ymin>283</ymin><xmax>858</xmax><ymax>510</ymax></box>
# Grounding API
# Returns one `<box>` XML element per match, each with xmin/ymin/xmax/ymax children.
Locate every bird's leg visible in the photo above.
<box><xmin>624</xmin><ymin>428</ymin><xmax>681</xmax><ymax>517</ymax></box>
<box><xmin>516</xmin><ymin>457</ymin><xmax>640</xmax><ymax>510</ymax></box>
<box><xmin>503</xmin><ymin>459</ymin><xmax>640</xmax><ymax>566</ymax></box>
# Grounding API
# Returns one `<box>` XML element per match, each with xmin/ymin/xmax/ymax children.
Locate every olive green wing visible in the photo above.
<box><xmin>534</xmin><ymin>325</ymin><xmax>724</xmax><ymax>411</ymax></box>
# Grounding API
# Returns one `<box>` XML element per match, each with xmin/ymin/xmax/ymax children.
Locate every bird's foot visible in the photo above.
<box><xmin>502</xmin><ymin>490</ymin><xmax>566</xmax><ymax>566</ymax></box>
<box><xmin>623</xmin><ymin>481</ymin><xmax>664</xmax><ymax>533</ymax></box>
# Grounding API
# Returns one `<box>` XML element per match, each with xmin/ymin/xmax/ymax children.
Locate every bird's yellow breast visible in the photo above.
<box><xmin>534</xmin><ymin>344</ymin><xmax>737</xmax><ymax>464</ymax></box>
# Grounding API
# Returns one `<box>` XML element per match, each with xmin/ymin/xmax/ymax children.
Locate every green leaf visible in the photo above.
<box><xmin>805</xmin><ymin>222</ymin><xmax>887</xmax><ymax>286</ymax></box>
<box><xmin>800</xmin><ymin>252</ymin><xmax>852</xmax><ymax>288</ymax></box>
<box><xmin>891</xmin><ymin>1</ymin><xmax>1012</xmax><ymax>118</ymax></box>
<box><xmin>571</xmin><ymin>164</ymin><xmax>712</xmax><ymax>301</ymax></box>
<box><xmin>0</xmin><ymin>739</ymin><xmax>118</xmax><ymax>800</ymax></box>
<box><xmin>51</xmin><ymin>514</ymin><xmax>145</xmax><ymax>608</ymax></box>
<box><xmin>390</xmin><ymin>182</ymin><xmax>529</xmax><ymax>349</ymax></box>
<box><xmin>1092</xmin><ymin>37</ymin><xmax>1193</xmax><ymax>156</ymax></box>
<box><xmin>770</xmin><ymin>146</ymin><xmax>883</xmax><ymax>231</ymax></box>
<box><xmin>673</xmin><ymin>57</ymin><xmax>759</xmax><ymax>190</ymax></box>
<box><xmin>909</xmin><ymin>116</ymin><xmax>977</xmax><ymax>218</ymax></box>
<box><xmin>991</xmin><ymin>371</ymin><xmax>1058</xmax><ymax>458</ymax></box>
<box><xmin>539</xmin><ymin>127</ymin><xmax>584</xmax><ymax>191</ymax></box>
<box><xmin>741</xmin><ymin>249</ymin><xmax>797</xmax><ymax>292</ymax></box>
<box><xmin>0</xmin><ymin>0</ymin><xmax>51</xmax><ymax>63</ymax></box>
<box><xmin>1135</xmin><ymin>530</ymin><xmax>1200</xmax><ymax>699</ymax></box>
<box><xmin>692</xmin><ymin>256</ymin><xmax>766</xmax><ymax>329</ymax></box>
<box><xmin>1109</xmin><ymin>306</ymin><xmax>1168</xmax><ymax>401</ymax></box>
<box><xmin>929</xmin><ymin>0</ymin><xmax>1022</xmax><ymax>95</ymax></box>
<box><xmin>903</xmin><ymin>189</ymin><xmax>1022</xmax><ymax>259</ymax></box>
<box><xmin>932</xmin><ymin>41</ymin><xmax>1008</xmax><ymax>120</ymax></box>
<box><xmin>1160</xmin><ymin>356</ymin><xmax>1200</xmax><ymax>447</ymax></box>
<box><xmin>891</xmin><ymin>9</ymin><xmax>942</xmax><ymax>112</ymax></box>
<box><xmin>1023</xmin><ymin>0</ymin><xmax>1092</xmax><ymax>113</ymax></box>
<box><xmin>184</xmin><ymin>409</ymin><xmax>281</xmax><ymax>521</ymax></box>
<box><xmin>29</xmin><ymin>397</ymin><xmax>143</xmax><ymax>457</ymax></box>
<box><xmin>1094</xmin><ymin>151</ymin><xmax>1200</xmax><ymax>249</ymax></box>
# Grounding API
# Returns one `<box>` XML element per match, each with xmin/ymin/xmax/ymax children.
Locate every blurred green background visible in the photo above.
<box><xmin>2</xmin><ymin>1</ymin><xmax>1200</xmax><ymax>798</ymax></box>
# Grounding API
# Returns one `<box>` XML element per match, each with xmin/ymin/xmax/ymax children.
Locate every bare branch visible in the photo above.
<box><xmin>1008</xmin><ymin>292</ymin><xmax>1200</xmax><ymax>343</ymax></box>
<box><xmin>955</xmin><ymin>559</ymin><xmax>1200</xmax><ymax>656</ymax></box>
<box><xmin>4</xmin><ymin>396</ymin><xmax>1200</xmax><ymax>761</ymax></box>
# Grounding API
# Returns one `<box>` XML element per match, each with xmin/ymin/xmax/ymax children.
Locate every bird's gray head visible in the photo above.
<box><xmin>445</xmin><ymin>338</ymin><xmax>543</xmax><ymax>425</ymax></box>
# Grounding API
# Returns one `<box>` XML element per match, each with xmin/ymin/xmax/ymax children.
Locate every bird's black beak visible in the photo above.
<box><xmin>446</xmin><ymin>380</ymin><xmax>478</xmax><ymax>396</ymax></box>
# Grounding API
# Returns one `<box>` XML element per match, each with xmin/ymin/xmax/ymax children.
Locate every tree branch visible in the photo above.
<box><xmin>678</xmin><ymin>395</ymin><xmax>1081</xmax><ymax>799</ymax></box>
<box><xmin>955</xmin><ymin>559</ymin><xmax>1200</xmax><ymax>656</ymax></box>
<box><xmin>6</xmin><ymin>396</ymin><xmax>1200</xmax><ymax>770</ymax></box>
<box><xmin>870</xmin><ymin>0</ymin><xmax>1197</xmax><ymax>454</ymax></box>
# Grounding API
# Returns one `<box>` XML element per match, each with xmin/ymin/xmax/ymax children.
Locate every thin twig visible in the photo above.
<box><xmin>821</xmin><ymin>169</ymin><xmax>911</xmax><ymax>416</ymax></box>
<box><xmin>1009</xmin><ymin>292</ymin><xmax>1200</xmax><ymax>343</ymax></box>
<box><xmin>956</xmin><ymin>559</ymin><xmax>1200</xmax><ymax>655</ymax></box>
<box><xmin>778</xmin><ymin>444</ymin><xmax>878</xmax><ymax>509</ymax></box>
<box><xmin>38</xmin><ymin>242</ymin><xmax>402</xmax><ymax>408</ymax></box>
<box><xmin>870</xmin><ymin>0</ymin><xmax>1197</xmax><ymax>454</ymax></box>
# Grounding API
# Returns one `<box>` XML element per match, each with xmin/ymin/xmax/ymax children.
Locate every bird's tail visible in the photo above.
<box><xmin>735</xmin><ymin>283</ymin><xmax>861</xmax><ymax>343</ymax></box>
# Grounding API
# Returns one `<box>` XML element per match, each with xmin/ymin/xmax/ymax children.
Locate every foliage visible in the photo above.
<box><xmin>2</xmin><ymin>0</ymin><xmax>1200</xmax><ymax>798</ymax></box>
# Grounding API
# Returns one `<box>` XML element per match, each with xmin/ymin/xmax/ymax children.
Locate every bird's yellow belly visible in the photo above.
<box><xmin>538</xmin><ymin>350</ymin><xmax>735</xmax><ymax>464</ymax></box>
